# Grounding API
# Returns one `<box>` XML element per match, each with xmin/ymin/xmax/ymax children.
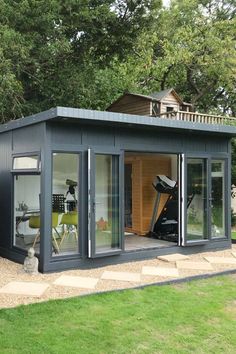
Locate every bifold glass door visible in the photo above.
<box><xmin>186</xmin><ymin>158</ymin><xmax>208</xmax><ymax>242</ymax></box>
<box><xmin>88</xmin><ymin>149</ymin><xmax>123</xmax><ymax>257</ymax></box>
<box><xmin>180</xmin><ymin>156</ymin><xmax>227</xmax><ymax>246</ymax></box>
<box><xmin>211</xmin><ymin>160</ymin><xmax>225</xmax><ymax>238</ymax></box>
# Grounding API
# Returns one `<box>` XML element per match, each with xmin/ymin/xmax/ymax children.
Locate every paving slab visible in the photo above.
<box><xmin>157</xmin><ymin>253</ymin><xmax>190</xmax><ymax>262</ymax></box>
<box><xmin>176</xmin><ymin>261</ymin><xmax>213</xmax><ymax>270</ymax></box>
<box><xmin>101</xmin><ymin>271</ymin><xmax>141</xmax><ymax>282</ymax></box>
<box><xmin>232</xmin><ymin>252</ymin><xmax>236</xmax><ymax>258</ymax></box>
<box><xmin>204</xmin><ymin>256</ymin><xmax>236</xmax><ymax>265</ymax></box>
<box><xmin>53</xmin><ymin>275</ymin><xmax>99</xmax><ymax>289</ymax></box>
<box><xmin>0</xmin><ymin>281</ymin><xmax>49</xmax><ymax>297</ymax></box>
<box><xmin>142</xmin><ymin>266</ymin><xmax>179</xmax><ymax>277</ymax></box>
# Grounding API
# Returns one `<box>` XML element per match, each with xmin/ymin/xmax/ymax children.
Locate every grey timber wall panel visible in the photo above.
<box><xmin>205</xmin><ymin>138</ymin><xmax>228</xmax><ymax>153</ymax></box>
<box><xmin>12</xmin><ymin>124</ymin><xmax>44</xmax><ymax>152</ymax></box>
<box><xmin>49</xmin><ymin>122</ymin><xmax>229</xmax><ymax>154</ymax></box>
<box><xmin>114</xmin><ymin>127</ymin><xmax>184</xmax><ymax>151</ymax></box>
<box><xmin>183</xmin><ymin>137</ymin><xmax>207</xmax><ymax>152</ymax></box>
<box><xmin>82</xmin><ymin>125</ymin><xmax>115</xmax><ymax>146</ymax></box>
<box><xmin>51</xmin><ymin>123</ymin><xmax>82</xmax><ymax>145</ymax></box>
<box><xmin>0</xmin><ymin>132</ymin><xmax>12</xmax><ymax>248</ymax></box>
<box><xmin>50</xmin><ymin>123</ymin><xmax>115</xmax><ymax>147</ymax></box>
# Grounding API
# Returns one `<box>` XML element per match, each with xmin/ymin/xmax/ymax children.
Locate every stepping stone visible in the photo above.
<box><xmin>0</xmin><ymin>281</ymin><xmax>49</xmax><ymax>297</ymax></box>
<box><xmin>176</xmin><ymin>261</ymin><xmax>213</xmax><ymax>270</ymax></box>
<box><xmin>157</xmin><ymin>254</ymin><xmax>190</xmax><ymax>262</ymax></box>
<box><xmin>204</xmin><ymin>256</ymin><xmax>236</xmax><ymax>265</ymax></box>
<box><xmin>101</xmin><ymin>271</ymin><xmax>141</xmax><ymax>282</ymax></box>
<box><xmin>53</xmin><ymin>275</ymin><xmax>99</xmax><ymax>289</ymax></box>
<box><xmin>142</xmin><ymin>266</ymin><xmax>179</xmax><ymax>277</ymax></box>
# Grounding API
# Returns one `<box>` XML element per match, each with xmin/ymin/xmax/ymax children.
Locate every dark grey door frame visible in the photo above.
<box><xmin>181</xmin><ymin>153</ymin><xmax>229</xmax><ymax>247</ymax></box>
<box><xmin>88</xmin><ymin>147</ymin><xmax>124</xmax><ymax>258</ymax></box>
<box><xmin>40</xmin><ymin>139</ymin><xmax>87</xmax><ymax>271</ymax></box>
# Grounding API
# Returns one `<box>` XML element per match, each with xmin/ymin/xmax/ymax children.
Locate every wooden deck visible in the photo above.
<box><xmin>158</xmin><ymin>111</ymin><xmax>236</xmax><ymax>126</ymax></box>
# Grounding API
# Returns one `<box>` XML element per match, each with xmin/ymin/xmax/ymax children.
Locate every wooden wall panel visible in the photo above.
<box><xmin>125</xmin><ymin>155</ymin><xmax>171</xmax><ymax>235</ymax></box>
<box><xmin>163</xmin><ymin>93</ymin><xmax>179</xmax><ymax>105</ymax></box>
<box><xmin>108</xmin><ymin>96</ymin><xmax>151</xmax><ymax>116</ymax></box>
<box><xmin>160</xmin><ymin>93</ymin><xmax>180</xmax><ymax>113</ymax></box>
<box><xmin>130</xmin><ymin>159</ymin><xmax>143</xmax><ymax>234</ymax></box>
<box><xmin>142</xmin><ymin>157</ymin><xmax>171</xmax><ymax>233</ymax></box>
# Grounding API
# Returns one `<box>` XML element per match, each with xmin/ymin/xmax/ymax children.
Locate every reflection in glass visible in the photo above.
<box><xmin>211</xmin><ymin>160</ymin><xmax>225</xmax><ymax>237</ymax></box>
<box><xmin>14</xmin><ymin>175</ymin><xmax>40</xmax><ymax>252</ymax></box>
<box><xmin>52</xmin><ymin>153</ymin><xmax>79</xmax><ymax>256</ymax></box>
<box><xmin>187</xmin><ymin>158</ymin><xmax>207</xmax><ymax>241</ymax></box>
<box><xmin>95</xmin><ymin>154</ymin><xmax>120</xmax><ymax>253</ymax></box>
<box><xmin>13</xmin><ymin>156</ymin><xmax>39</xmax><ymax>170</ymax></box>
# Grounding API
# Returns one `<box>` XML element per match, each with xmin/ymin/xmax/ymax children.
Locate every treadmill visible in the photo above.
<box><xmin>148</xmin><ymin>175</ymin><xmax>195</xmax><ymax>242</ymax></box>
<box><xmin>147</xmin><ymin>175</ymin><xmax>178</xmax><ymax>241</ymax></box>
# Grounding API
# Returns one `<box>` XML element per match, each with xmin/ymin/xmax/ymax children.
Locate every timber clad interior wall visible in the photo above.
<box><xmin>125</xmin><ymin>154</ymin><xmax>171</xmax><ymax>235</ymax></box>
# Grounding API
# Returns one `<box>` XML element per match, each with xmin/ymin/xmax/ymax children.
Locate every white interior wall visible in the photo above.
<box><xmin>15</xmin><ymin>175</ymin><xmax>40</xmax><ymax>210</ymax></box>
<box><xmin>14</xmin><ymin>175</ymin><xmax>40</xmax><ymax>235</ymax></box>
<box><xmin>53</xmin><ymin>153</ymin><xmax>78</xmax><ymax>201</ymax></box>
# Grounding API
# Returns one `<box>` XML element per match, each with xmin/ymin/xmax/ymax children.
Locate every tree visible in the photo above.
<box><xmin>0</xmin><ymin>0</ymin><xmax>235</xmax><ymax>120</ymax></box>
<box><xmin>124</xmin><ymin>0</ymin><xmax>236</xmax><ymax>115</ymax></box>
<box><xmin>0</xmin><ymin>0</ymin><xmax>161</xmax><ymax>121</ymax></box>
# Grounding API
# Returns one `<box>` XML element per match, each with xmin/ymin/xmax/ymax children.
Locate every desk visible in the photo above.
<box><xmin>16</xmin><ymin>209</ymin><xmax>40</xmax><ymax>237</ymax></box>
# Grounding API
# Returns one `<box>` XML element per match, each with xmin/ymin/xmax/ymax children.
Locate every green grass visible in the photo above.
<box><xmin>231</xmin><ymin>231</ymin><xmax>236</xmax><ymax>240</ymax></box>
<box><xmin>0</xmin><ymin>275</ymin><xmax>236</xmax><ymax>354</ymax></box>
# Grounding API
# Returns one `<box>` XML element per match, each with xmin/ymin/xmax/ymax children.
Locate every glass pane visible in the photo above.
<box><xmin>14</xmin><ymin>175</ymin><xmax>40</xmax><ymax>252</ymax></box>
<box><xmin>211</xmin><ymin>160</ymin><xmax>225</xmax><ymax>237</ymax></box>
<box><xmin>187</xmin><ymin>158</ymin><xmax>208</xmax><ymax>241</ymax></box>
<box><xmin>95</xmin><ymin>154</ymin><xmax>120</xmax><ymax>253</ymax></box>
<box><xmin>13</xmin><ymin>156</ymin><xmax>38</xmax><ymax>170</ymax></box>
<box><xmin>52</xmin><ymin>153</ymin><xmax>79</xmax><ymax>256</ymax></box>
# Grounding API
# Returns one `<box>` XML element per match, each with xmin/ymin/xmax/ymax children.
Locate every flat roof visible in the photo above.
<box><xmin>0</xmin><ymin>106</ymin><xmax>236</xmax><ymax>136</ymax></box>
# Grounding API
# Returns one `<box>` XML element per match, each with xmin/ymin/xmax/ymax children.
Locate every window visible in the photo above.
<box><xmin>152</xmin><ymin>102</ymin><xmax>160</xmax><ymax>116</ymax></box>
<box><xmin>13</xmin><ymin>155</ymin><xmax>40</xmax><ymax>171</ymax></box>
<box><xmin>14</xmin><ymin>175</ymin><xmax>41</xmax><ymax>252</ymax></box>
<box><xmin>94</xmin><ymin>154</ymin><xmax>120</xmax><ymax>253</ymax></box>
<box><xmin>186</xmin><ymin>158</ymin><xmax>208</xmax><ymax>241</ymax></box>
<box><xmin>211</xmin><ymin>160</ymin><xmax>225</xmax><ymax>238</ymax></box>
<box><xmin>52</xmin><ymin>153</ymin><xmax>79</xmax><ymax>256</ymax></box>
<box><xmin>166</xmin><ymin>106</ymin><xmax>174</xmax><ymax>112</ymax></box>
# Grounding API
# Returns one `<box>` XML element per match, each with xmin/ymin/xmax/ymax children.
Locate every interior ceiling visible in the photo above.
<box><xmin>125</xmin><ymin>152</ymin><xmax>177</xmax><ymax>159</ymax></box>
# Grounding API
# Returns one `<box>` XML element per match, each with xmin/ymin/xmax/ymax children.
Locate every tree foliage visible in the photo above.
<box><xmin>0</xmin><ymin>0</ymin><xmax>161</xmax><ymax>120</ymax></box>
<box><xmin>118</xmin><ymin>0</ymin><xmax>236</xmax><ymax>114</ymax></box>
<box><xmin>0</xmin><ymin>0</ymin><xmax>235</xmax><ymax>121</ymax></box>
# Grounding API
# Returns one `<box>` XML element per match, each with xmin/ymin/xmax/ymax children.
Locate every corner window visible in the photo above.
<box><xmin>14</xmin><ymin>175</ymin><xmax>41</xmax><ymax>252</ymax></box>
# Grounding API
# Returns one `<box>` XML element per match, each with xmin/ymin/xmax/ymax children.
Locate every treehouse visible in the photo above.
<box><xmin>107</xmin><ymin>88</ymin><xmax>192</xmax><ymax>116</ymax></box>
<box><xmin>107</xmin><ymin>88</ymin><xmax>236</xmax><ymax>125</ymax></box>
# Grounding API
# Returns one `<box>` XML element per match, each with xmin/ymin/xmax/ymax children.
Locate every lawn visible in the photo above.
<box><xmin>0</xmin><ymin>275</ymin><xmax>236</xmax><ymax>354</ymax></box>
<box><xmin>231</xmin><ymin>231</ymin><xmax>236</xmax><ymax>240</ymax></box>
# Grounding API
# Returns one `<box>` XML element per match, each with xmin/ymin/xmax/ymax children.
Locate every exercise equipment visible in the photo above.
<box><xmin>148</xmin><ymin>175</ymin><xmax>178</xmax><ymax>241</ymax></box>
<box><xmin>148</xmin><ymin>175</ymin><xmax>195</xmax><ymax>242</ymax></box>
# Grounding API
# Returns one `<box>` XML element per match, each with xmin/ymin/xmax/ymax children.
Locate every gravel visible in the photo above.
<box><xmin>0</xmin><ymin>244</ymin><xmax>235</xmax><ymax>309</ymax></box>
